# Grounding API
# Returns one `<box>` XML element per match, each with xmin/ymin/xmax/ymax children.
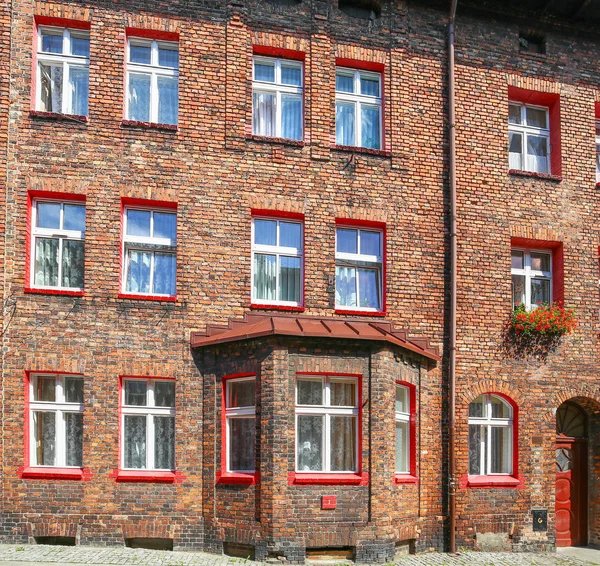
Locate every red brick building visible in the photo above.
<box><xmin>0</xmin><ymin>0</ymin><xmax>598</xmax><ymax>561</ymax></box>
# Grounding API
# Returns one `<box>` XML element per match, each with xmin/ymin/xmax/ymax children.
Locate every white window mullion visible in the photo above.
<box><xmin>147</xmin><ymin>413</ymin><xmax>155</xmax><ymax>469</ymax></box>
<box><xmin>62</xmin><ymin>61</ymin><xmax>70</xmax><ymax>114</ymax></box>
<box><xmin>56</xmin><ymin>409</ymin><xmax>66</xmax><ymax>467</ymax></box>
<box><xmin>324</xmin><ymin>413</ymin><xmax>330</xmax><ymax>472</ymax></box>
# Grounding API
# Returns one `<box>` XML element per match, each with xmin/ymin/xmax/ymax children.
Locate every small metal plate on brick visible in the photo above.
<box><xmin>532</xmin><ymin>509</ymin><xmax>547</xmax><ymax>531</ymax></box>
<box><xmin>321</xmin><ymin>495</ymin><xmax>336</xmax><ymax>509</ymax></box>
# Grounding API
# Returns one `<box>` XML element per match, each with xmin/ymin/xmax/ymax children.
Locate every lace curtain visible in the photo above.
<box><xmin>154</xmin><ymin>416</ymin><xmax>175</xmax><ymax>470</ymax></box>
<box><xmin>124</xmin><ymin>415</ymin><xmax>146</xmax><ymax>469</ymax></box>
<box><xmin>157</xmin><ymin>76</ymin><xmax>178</xmax><ymax>125</ymax></box>
<box><xmin>468</xmin><ymin>424</ymin><xmax>481</xmax><ymax>475</ymax></box>
<box><xmin>253</xmin><ymin>93</ymin><xmax>275</xmax><ymax>137</ymax></box>
<box><xmin>336</xmin><ymin>102</ymin><xmax>355</xmax><ymax>146</ymax></box>
<box><xmin>128</xmin><ymin>73</ymin><xmax>151</xmax><ymax>122</ymax></box>
<box><xmin>335</xmin><ymin>266</ymin><xmax>356</xmax><ymax>306</ymax></box>
<box><xmin>330</xmin><ymin>416</ymin><xmax>356</xmax><ymax>471</ymax></box>
<box><xmin>297</xmin><ymin>415</ymin><xmax>323</xmax><ymax>471</ymax></box>
<box><xmin>34</xmin><ymin>238</ymin><xmax>84</xmax><ymax>288</ymax></box>
<box><xmin>395</xmin><ymin>421</ymin><xmax>408</xmax><ymax>473</ymax></box>
<box><xmin>62</xmin><ymin>240</ymin><xmax>85</xmax><ymax>288</ymax></box>
<box><xmin>65</xmin><ymin>412</ymin><xmax>83</xmax><ymax>467</ymax></box>
<box><xmin>34</xmin><ymin>411</ymin><xmax>56</xmax><ymax>466</ymax></box>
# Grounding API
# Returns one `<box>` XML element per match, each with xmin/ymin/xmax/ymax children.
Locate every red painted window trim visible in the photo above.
<box><xmin>18</xmin><ymin>466</ymin><xmax>92</xmax><ymax>480</ymax></box>
<box><xmin>118</xmin><ymin>293</ymin><xmax>177</xmax><ymax>302</ymax></box>
<box><xmin>110</xmin><ymin>469</ymin><xmax>185</xmax><ymax>483</ymax></box>
<box><xmin>335</xmin><ymin>58</ymin><xmax>384</xmax><ymax>74</ymax></box>
<box><xmin>395</xmin><ymin>380</ymin><xmax>417</xmax><ymax>479</ymax></box>
<box><xmin>335</xmin><ymin>218</ymin><xmax>387</xmax><ymax>314</ymax></box>
<box><xmin>35</xmin><ymin>16</ymin><xmax>91</xmax><ymax>30</ymax></box>
<box><xmin>216</xmin><ymin>471</ymin><xmax>259</xmax><ymax>485</ymax></box>
<box><xmin>508</xmin><ymin>86</ymin><xmax>561</xmax><ymax>177</ymax></box>
<box><xmin>253</xmin><ymin>45</ymin><xmax>305</xmax><ymax>61</ymax></box>
<box><xmin>251</xmin><ymin>303</ymin><xmax>305</xmax><ymax>313</ymax></box>
<box><xmin>126</xmin><ymin>28</ymin><xmax>179</xmax><ymax>42</ymax></box>
<box><xmin>250</xmin><ymin>208</ymin><xmax>304</xmax><ymax>221</ymax></box>
<box><xmin>121</xmin><ymin>120</ymin><xmax>178</xmax><ymax>132</ymax></box>
<box><xmin>393</xmin><ymin>474</ymin><xmax>418</xmax><ymax>485</ymax></box>
<box><xmin>288</xmin><ymin>472</ymin><xmax>369</xmax><ymax>486</ymax></box>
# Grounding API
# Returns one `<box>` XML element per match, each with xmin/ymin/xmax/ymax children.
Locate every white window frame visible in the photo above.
<box><xmin>120</xmin><ymin>378</ymin><xmax>176</xmax><ymax>471</ymax></box>
<box><xmin>251</xmin><ymin>217</ymin><xmax>303</xmax><ymax>307</ymax></box>
<box><xmin>508</xmin><ymin>102</ymin><xmax>550</xmax><ymax>174</ymax></box>
<box><xmin>29</xmin><ymin>374</ymin><xmax>84</xmax><ymax>468</ymax></box>
<box><xmin>36</xmin><ymin>26</ymin><xmax>90</xmax><ymax>115</ymax></box>
<box><xmin>225</xmin><ymin>377</ymin><xmax>256</xmax><ymax>473</ymax></box>
<box><xmin>252</xmin><ymin>56</ymin><xmax>303</xmax><ymax>140</ymax></box>
<box><xmin>595</xmin><ymin>120</ymin><xmax>600</xmax><ymax>184</ymax></box>
<box><xmin>335</xmin><ymin>67</ymin><xmax>382</xmax><ymax>149</ymax></box>
<box><xmin>395</xmin><ymin>384</ymin><xmax>410</xmax><ymax>474</ymax></box>
<box><xmin>468</xmin><ymin>394</ymin><xmax>513</xmax><ymax>476</ymax></box>
<box><xmin>511</xmin><ymin>248</ymin><xmax>552</xmax><ymax>310</ymax></box>
<box><xmin>125</xmin><ymin>38</ymin><xmax>179</xmax><ymax>124</ymax></box>
<box><xmin>295</xmin><ymin>375</ymin><xmax>359</xmax><ymax>474</ymax></box>
<box><xmin>335</xmin><ymin>226</ymin><xmax>383</xmax><ymax>312</ymax></box>
<box><xmin>122</xmin><ymin>206</ymin><xmax>177</xmax><ymax>297</ymax></box>
<box><xmin>30</xmin><ymin>199</ymin><xmax>86</xmax><ymax>291</ymax></box>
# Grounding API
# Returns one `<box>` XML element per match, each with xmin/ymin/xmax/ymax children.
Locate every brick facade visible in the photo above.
<box><xmin>0</xmin><ymin>0</ymin><xmax>598</xmax><ymax>560</ymax></box>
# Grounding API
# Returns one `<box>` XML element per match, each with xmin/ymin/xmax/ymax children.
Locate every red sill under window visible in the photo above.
<box><xmin>596</xmin><ymin>181</ymin><xmax>600</xmax><ymax>189</ymax></box>
<box><xmin>288</xmin><ymin>472</ymin><xmax>369</xmax><ymax>486</ymax></box>
<box><xmin>30</xmin><ymin>110</ymin><xmax>89</xmax><ymax>124</ymax></box>
<box><xmin>216</xmin><ymin>471</ymin><xmax>259</xmax><ymax>485</ymax></box>
<box><xmin>18</xmin><ymin>467</ymin><xmax>91</xmax><ymax>480</ymax></box>
<box><xmin>335</xmin><ymin>309</ymin><xmax>386</xmax><ymax>317</ymax></box>
<box><xmin>118</xmin><ymin>293</ymin><xmax>177</xmax><ymax>302</ymax></box>
<box><xmin>25</xmin><ymin>287</ymin><xmax>84</xmax><ymax>297</ymax></box>
<box><xmin>110</xmin><ymin>470</ymin><xmax>186</xmax><ymax>483</ymax></box>
<box><xmin>393</xmin><ymin>474</ymin><xmax>418</xmax><ymax>485</ymax></box>
<box><xmin>332</xmin><ymin>145</ymin><xmax>392</xmax><ymax>158</ymax></box>
<box><xmin>121</xmin><ymin>120</ymin><xmax>178</xmax><ymax>132</ymax></box>
<box><xmin>245</xmin><ymin>134</ymin><xmax>305</xmax><ymax>148</ymax></box>
<box><xmin>250</xmin><ymin>303</ymin><xmax>305</xmax><ymax>313</ymax></box>
<box><xmin>508</xmin><ymin>169</ymin><xmax>562</xmax><ymax>182</ymax></box>
<box><xmin>461</xmin><ymin>474</ymin><xmax>524</xmax><ymax>489</ymax></box>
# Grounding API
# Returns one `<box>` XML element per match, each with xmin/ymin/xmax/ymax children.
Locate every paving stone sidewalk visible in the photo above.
<box><xmin>0</xmin><ymin>545</ymin><xmax>596</xmax><ymax>566</ymax></box>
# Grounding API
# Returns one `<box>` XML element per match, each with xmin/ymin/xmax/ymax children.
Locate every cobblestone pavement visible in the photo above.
<box><xmin>0</xmin><ymin>545</ymin><xmax>595</xmax><ymax>566</ymax></box>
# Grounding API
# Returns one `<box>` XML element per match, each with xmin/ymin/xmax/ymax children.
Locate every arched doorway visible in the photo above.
<box><xmin>555</xmin><ymin>401</ymin><xmax>588</xmax><ymax>547</ymax></box>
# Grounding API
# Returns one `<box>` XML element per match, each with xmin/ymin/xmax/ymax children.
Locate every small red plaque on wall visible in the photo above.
<box><xmin>321</xmin><ymin>496</ymin><xmax>336</xmax><ymax>509</ymax></box>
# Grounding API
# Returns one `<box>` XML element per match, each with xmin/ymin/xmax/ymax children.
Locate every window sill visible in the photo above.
<box><xmin>596</xmin><ymin>181</ymin><xmax>600</xmax><ymax>189</ymax></box>
<box><xmin>393</xmin><ymin>474</ymin><xmax>418</xmax><ymax>485</ymax></box>
<box><xmin>288</xmin><ymin>472</ymin><xmax>369</xmax><ymax>486</ymax></box>
<box><xmin>508</xmin><ymin>169</ymin><xmax>562</xmax><ymax>182</ymax></box>
<box><xmin>121</xmin><ymin>120</ymin><xmax>178</xmax><ymax>132</ymax></box>
<box><xmin>109</xmin><ymin>469</ymin><xmax>186</xmax><ymax>483</ymax></box>
<box><xmin>245</xmin><ymin>134</ymin><xmax>304</xmax><ymax>147</ymax></box>
<box><xmin>25</xmin><ymin>287</ymin><xmax>84</xmax><ymax>297</ymax></box>
<box><xmin>30</xmin><ymin>110</ymin><xmax>89</xmax><ymax>124</ymax></box>
<box><xmin>460</xmin><ymin>474</ymin><xmax>524</xmax><ymax>489</ymax></box>
<box><xmin>118</xmin><ymin>293</ymin><xmax>177</xmax><ymax>302</ymax></box>
<box><xmin>216</xmin><ymin>471</ymin><xmax>259</xmax><ymax>485</ymax></box>
<box><xmin>18</xmin><ymin>466</ymin><xmax>91</xmax><ymax>480</ymax></box>
<box><xmin>250</xmin><ymin>303</ymin><xmax>305</xmax><ymax>313</ymax></box>
<box><xmin>332</xmin><ymin>145</ymin><xmax>391</xmax><ymax>158</ymax></box>
<box><xmin>334</xmin><ymin>308</ymin><xmax>386</xmax><ymax>317</ymax></box>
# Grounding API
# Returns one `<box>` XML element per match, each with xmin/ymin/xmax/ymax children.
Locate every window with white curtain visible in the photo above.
<box><xmin>225</xmin><ymin>377</ymin><xmax>256</xmax><ymax>473</ymax></box>
<box><xmin>468</xmin><ymin>394</ymin><xmax>513</xmax><ymax>476</ymax></box>
<box><xmin>335</xmin><ymin>226</ymin><xmax>382</xmax><ymax>311</ymax></box>
<box><xmin>123</xmin><ymin>207</ymin><xmax>177</xmax><ymax>296</ymax></box>
<box><xmin>126</xmin><ymin>38</ymin><xmax>179</xmax><ymax>125</ymax></box>
<box><xmin>508</xmin><ymin>102</ymin><xmax>550</xmax><ymax>174</ymax></box>
<box><xmin>335</xmin><ymin>68</ymin><xmax>381</xmax><ymax>149</ymax></box>
<box><xmin>395</xmin><ymin>384</ymin><xmax>410</xmax><ymax>474</ymax></box>
<box><xmin>251</xmin><ymin>217</ymin><xmax>303</xmax><ymax>306</ymax></box>
<box><xmin>31</xmin><ymin>199</ymin><xmax>85</xmax><ymax>291</ymax></box>
<box><xmin>29</xmin><ymin>374</ymin><xmax>84</xmax><ymax>468</ymax></box>
<box><xmin>36</xmin><ymin>27</ymin><xmax>90</xmax><ymax>116</ymax></box>
<box><xmin>595</xmin><ymin>120</ymin><xmax>600</xmax><ymax>184</ymax></box>
<box><xmin>511</xmin><ymin>248</ymin><xmax>552</xmax><ymax>309</ymax></box>
<box><xmin>252</xmin><ymin>57</ymin><xmax>303</xmax><ymax>140</ymax></box>
<box><xmin>296</xmin><ymin>376</ymin><xmax>359</xmax><ymax>473</ymax></box>
<box><xmin>121</xmin><ymin>379</ymin><xmax>175</xmax><ymax>470</ymax></box>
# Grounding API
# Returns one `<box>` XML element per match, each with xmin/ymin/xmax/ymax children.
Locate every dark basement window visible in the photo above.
<box><xmin>339</xmin><ymin>0</ymin><xmax>381</xmax><ymax>20</ymax></box>
<box><xmin>519</xmin><ymin>32</ymin><xmax>546</xmax><ymax>54</ymax></box>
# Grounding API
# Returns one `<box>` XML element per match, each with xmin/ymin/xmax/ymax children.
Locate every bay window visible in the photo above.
<box><xmin>511</xmin><ymin>248</ymin><xmax>551</xmax><ymax>309</ymax></box>
<box><xmin>224</xmin><ymin>377</ymin><xmax>256</xmax><ymax>473</ymax></box>
<box><xmin>508</xmin><ymin>102</ymin><xmax>550</xmax><ymax>174</ymax></box>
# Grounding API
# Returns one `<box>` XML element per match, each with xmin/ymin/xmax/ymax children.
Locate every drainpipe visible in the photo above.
<box><xmin>448</xmin><ymin>0</ymin><xmax>458</xmax><ymax>555</ymax></box>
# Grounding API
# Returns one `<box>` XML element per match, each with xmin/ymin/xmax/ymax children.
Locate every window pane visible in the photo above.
<box><xmin>228</xmin><ymin>379</ymin><xmax>255</xmax><ymax>408</ymax></box>
<box><xmin>281</xmin><ymin>65</ymin><xmax>301</xmax><ymax>86</ymax></box>
<box><xmin>69</xmin><ymin>66</ymin><xmax>89</xmax><ymax>116</ymax></box>
<box><xmin>335</xmin><ymin>265</ymin><xmax>357</xmax><ymax>307</ymax></box>
<box><xmin>254</xmin><ymin>219</ymin><xmax>277</xmax><ymax>246</ymax></box>
<box><xmin>126</xmin><ymin>210</ymin><xmax>151</xmax><ymax>237</ymax></box>
<box><xmin>508</xmin><ymin>104</ymin><xmax>521</xmax><ymax>124</ymax></box>
<box><xmin>158</xmin><ymin>46</ymin><xmax>179</xmax><ymax>68</ymax></box>
<box><xmin>153</xmin><ymin>212</ymin><xmax>176</xmax><ymax>242</ymax></box>
<box><xmin>358</xmin><ymin>268</ymin><xmax>381</xmax><ymax>309</ymax></box>
<box><xmin>229</xmin><ymin>417</ymin><xmax>255</xmax><ymax>471</ymax></box>
<box><xmin>330</xmin><ymin>380</ymin><xmax>356</xmax><ymax>406</ymax></box>
<box><xmin>153</xmin><ymin>252</ymin><xmax>176</xmax><ymax>295</ymax></box>
<box><xmin>361</xmin><ymin>105</ymin><xmax>380</xmax><ymax>149</ymax></box>
<box><xmin>64</xmin><ymin>376</ymin><xmax>83</xmax><ymax>403</ymax></box>
<box><xmin>281</xmin><ymin>95</ymin><xmax>302</xmax><ymax>140</ymax></box>
<box><xmin>155</xmin><ymin>382</ymin><xmax>175</xmax><ymax>408</ymax></box>
<box><xmin>125</xmin><ymin>381</ymin><xmax>147</xmax><ymax>406</ymax></box>
<box><xmin>252</xmin><ymin>92</ymin><xmax>276</xmax><ymax>136</ymax></box>
<box><xmin>491</xmin><ymin>426</ymin><xmax>511</xmax><ymax>473</ymax></box>
<box><xmin>395</xmin><ymin>420</ymin><xmax>409</xmax><ymax>473</ymax></box>
<box><xmin>526</xmin><ymin>106</ymin><xmax>547</xmax><ymax>129</ymax></box>
<box><xmin>33</xmin><ymin>411</ymin><xmax>56</xmax><ymax>466</ymax></box>
<box><xmin>491</xmin><ymin>396</ymin><xmax>510</xmax><ymax>419</ymax></box>
<box><xmin>37</xmin><ymin>202</ymin><xmax>61</xmax><ymax>229</ymax></box>
<box><xmin>34</xmin><ymin>238</ymin><xmax>59</xmax><ymax>287</ymax></box>
<box><xmin>530</xmin><ymin>252</ymin><xmax>550</xmax><ymax>272</ymax></box>
<box><xmin>468</xmin><ymin>424</ymin><xmax>481</xmax><ymax>475</ymax></box>
<box><xmin>395</xmin><ymin>385</ymin><xmax>409</xmax><ymax>414</ymax></box>
<box><xmin>330</xmin><ymin>415</ymin><xmax>356</xmax><ymax>472</ymax></box>
<box><xmin>336</xmin><ymin>73</ymin><xmax>354</xmax><ymax>93</ymax></box>
<box><xmin>336</xmin><ymin>228</ymin><xmax>358</xmax><ymax>254</ymax></box>
<box><xmin>511</xmin><ymin>250</ymin><xmax>524</xmax><ymax>270</ymax></box>
<box><xmin>526</xmin><ymin>135</ymin><xmax>548</xmax><ymax>174</ymax></box>
<box><xmin>35</xmin><ymin>376</ymin><xmax>56</xmax><ymax>402</ymax></box>
<box><xmin>512</xmin><ymin>274</ymin><xmax>525</xmax><ymax>308</ymax></box>
<box><xmin>279</xmin><ymin>256</ymin><xmax>301</xmax><ymax>303</ymax></box>
<box><xmin>62</xmin><ymin>239</ymin><xmax>84</xmax><ymax>289</ymax></box>
<box><xmin>279</xmin><ymin>222</ymin><xmax>302</xmax><ymax>249</ymax></box>
<box><xmin>297</xmin><ymin>415</ymin><xmax>323</xmax><ymax>471</ymax></box>
<box><xmin>41</xmin><ymin>32</ymin><xmax>63</xmax><ymax>54</ymax></box>
<box><xmin>531</xmin><ymin>278</ymin><xmax>550</xmax><ymax>305</ymax></box>
<box><xmin>360</xmin><ymin>231</ymin><xmax>381</xmax><ymax>257</ymax></box>
<box><xmin>254</xmin><ymin>62</ymin><xmax>275</xmax><ymax>82</ymax></box>
<box><xmin>129</xmin><ymin>43</ymin><xmax>151</xmax><ymax>64</ymax></box>
<box><xmin>360</xmin><ymin>76</ymin><xmax>379</xmax><ymax>97</ymax></box>
<box><xmin>70</xmin><ymin>35</ymin><xmax>90</xmax><ymax>57</ymax></box>
<box><xmin>127</xmin><ymin>73</ymin><xmax>151</xmax><ymax>122</ymax></box>
<box><xmin>508</xmin><ymin>132</ymin><xmax>523</xmax><ymax>170</ymax></box>
<box><xmin>65</xmin><ymin>412</ymin><xmax>83</xmax><ymax>467</ymax></box>
<box><xmin>297</xmin><ymin>379</ymin><xmax>323</xmax><ymax>405</ymax></box>
<box><xmin>124</xmin><ymin>415</ymin><xmax>146</xmax><ymax>469</ymax></box>
<box><xmin>336</xmin><ymin>102</ymin><xmax>355</xmax><ymax>146</ymax></box>
<box><xmin>39</xmin><ymin>63</ymin><xmax>63</xmax><ymax>113</ymax></box>
<box><xmin>126</xmin><ymin>250</ymin><xmax>151</xmax><ymax>293</ymax></box>
<box><xmin>154</xmin><ymin>416</ymin><xmax>175</xmax><ymax>470</ymax></box>
<box><xmin>63</xmin><ymin>204</ymin><xmax>85</xmax><ymax>232</ymax></box>
<box><xmin>469</xmin><ymin>396</ymin><xmax>485</xmax><ymax>418</ymax></box>
<box><xmin>157</xmin><ymin>76</ymin><xmax>178</xmax><ymax>125</ymax></box>
<box><xmin>253</xmin><ymin>254</ymin><xmax>276</xmax><ymax>301</ymax></box>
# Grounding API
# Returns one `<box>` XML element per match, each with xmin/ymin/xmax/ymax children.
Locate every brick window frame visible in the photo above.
<box><xmin>394</xmin><ymin>381</ymin><xmax>418</xmax><ymax>484</ymax></box>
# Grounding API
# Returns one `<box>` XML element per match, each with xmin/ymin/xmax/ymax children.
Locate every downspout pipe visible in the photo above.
<box><xmin>448</xmin><ymin>0</ymin><xmax>458</xmax><ymax>556</ymax></box>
